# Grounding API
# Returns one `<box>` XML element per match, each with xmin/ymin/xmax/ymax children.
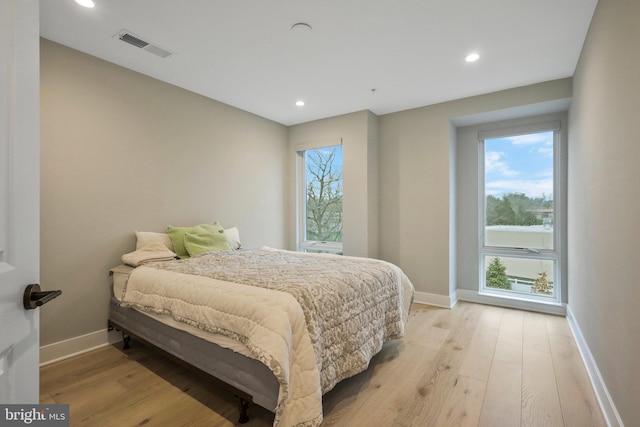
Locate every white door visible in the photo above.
<box><xmin>0</xmin><ymin>0</ymin><xmax>41</xmax><ymax>404</ymax></box>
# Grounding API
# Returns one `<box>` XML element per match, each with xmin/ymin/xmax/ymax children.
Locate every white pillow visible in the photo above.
<box><xmin>135</xmin><ymin>231</ymin><xmax>174</xmax><ymax>251</ymax></box>
<box><xmin>224</xmin><ymin>227</ymin><xmax>242</xmax><ymax>250</ymax></box>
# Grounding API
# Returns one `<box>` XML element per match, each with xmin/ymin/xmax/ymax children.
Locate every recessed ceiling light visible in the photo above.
<box><xmin>295</xmin><ymin>100</ymin><xmax>305</xmax><ymax>107</ymax></box>
<box><xmin>465</xmin><ymin>53</ymin><xmax>480</xmax><ymax>62</ymax></box>
<box><xmin>75</xmin><ymin>0</ymin><xmax>95</xmax><ymax>7</ymax></box>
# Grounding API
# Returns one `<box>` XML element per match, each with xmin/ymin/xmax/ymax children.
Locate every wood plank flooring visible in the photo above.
<box><xmin>40</xmin><ymin>302</ymin><xmax>606</xmax><ymax>426</ymax></box>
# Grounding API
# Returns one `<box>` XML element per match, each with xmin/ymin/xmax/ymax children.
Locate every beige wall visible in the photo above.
<box><xmin>568</xmin><ymin>0</ymin><xmax>640</xmax><ymax>424</ymax></box>
<box><xmin>40</xmin><ymin>39</ymin><xmax>288</xmax><ymax>346</ymax></box>
<box><xmin>378</xmin><ymin>80</ymin><xmax>572</xmax><ymax>299</ymax></box>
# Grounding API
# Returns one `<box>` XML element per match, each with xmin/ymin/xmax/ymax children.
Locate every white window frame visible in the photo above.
<box><xmin>478</xmin><ymin>121</ymin><xmax>564</xmax><ymax>304</ymax></box>
<box><xmin>295</xmin><ymin>138</ymin><xmax>343</xmax><ymax>254</ymax></box>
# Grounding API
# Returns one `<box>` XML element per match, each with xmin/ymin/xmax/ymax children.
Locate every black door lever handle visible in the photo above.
<box><xmin>23</xmin><ymin>284</ymin><xmax>62</xmax><ymax>310</ymax></box>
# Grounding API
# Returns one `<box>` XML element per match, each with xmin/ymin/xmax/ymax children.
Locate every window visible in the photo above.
<box><xmin>296</xmin><ymin>140</ymin><xmax>343</xmax><ymax>254</ymax></box>
<box><xmin>479</xmin><ymin>122</ymin><xmax>562</xmax><ymax>303</ymax></box>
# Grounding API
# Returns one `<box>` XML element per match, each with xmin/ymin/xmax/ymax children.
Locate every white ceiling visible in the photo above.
<box><xmin>39</xmin><ymin>0</ymin><xmax>598</xmax><ymax>126</ymax></box>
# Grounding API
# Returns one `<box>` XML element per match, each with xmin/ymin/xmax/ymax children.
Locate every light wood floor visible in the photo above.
<box><xmin>40</xmin><ymin>302</ymin><xmax>606</xmax><ymax>426</ymax></box>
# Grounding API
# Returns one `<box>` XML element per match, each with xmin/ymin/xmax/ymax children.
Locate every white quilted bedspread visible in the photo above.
<box><xmin>120</xmin><ymin>247</ymin><xmax>414</xmax><ymax>427</ymax></box>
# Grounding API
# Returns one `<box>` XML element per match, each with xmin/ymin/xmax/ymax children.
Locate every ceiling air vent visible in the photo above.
<box><xmin>115</xmin><ymin>30</ymin><xmax>174</xmax><ymax>58</ymax></box>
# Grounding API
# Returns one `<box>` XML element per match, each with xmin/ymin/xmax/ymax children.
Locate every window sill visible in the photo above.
<box><xmin>456</xmin><ymin>289</ymin><xmax>566</xmax><ymax>316</ymax></box>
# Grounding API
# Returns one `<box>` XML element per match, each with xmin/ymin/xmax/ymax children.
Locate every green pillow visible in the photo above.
<box><xmin>184</xmin><ymin>228</ymin><xmax>231</xmax><ymax>256</ymax></box>
<box><xmin>166</xmin><ymin>222</ymin><xmax>227</xmax><ymax>258</ymax></box>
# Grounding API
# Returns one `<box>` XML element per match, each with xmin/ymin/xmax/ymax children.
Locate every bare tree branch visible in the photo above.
<box><xmin>305</xmin><ymin>147</ymin><xmax>342</xmax><ymax>242</ymax></box>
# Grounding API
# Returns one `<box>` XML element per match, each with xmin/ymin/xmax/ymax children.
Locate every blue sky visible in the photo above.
<box><xmin>485</xmin><ymin>131</ymin><xmax>554</xmax><ymax>199</ymax></box>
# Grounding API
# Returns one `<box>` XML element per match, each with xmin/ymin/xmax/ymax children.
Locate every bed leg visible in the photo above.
<box><xmin>122</xmin><ymin>333</ymin><xmax>131</xmax><ymax>350</ymax></box>
<box><xmin>238</xmin><ymin>398</ymin><xmax>249</xmax><ymax>424</ymax></box>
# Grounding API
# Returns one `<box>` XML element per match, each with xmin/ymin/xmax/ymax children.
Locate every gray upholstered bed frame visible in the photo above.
<box><xmin>108</xmin><ymin>297</ymin><xmax>279</xmax><ymax>423</ymax></box>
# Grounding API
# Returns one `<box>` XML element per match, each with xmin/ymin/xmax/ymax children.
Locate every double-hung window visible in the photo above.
<box><xmin>479</xmin><ymin>121</ymin><xmax>563</xmax><ymax>303</ymax></box>
<box><xmin>296</xmin><ymin>139</ymin><xmax>343</xmax><ymax>254</ymax></box>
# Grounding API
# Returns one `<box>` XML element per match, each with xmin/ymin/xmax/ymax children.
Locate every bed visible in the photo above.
<box><xmin>108</xmin><ymin>229</ymin><xmax>414</xmax><ymax>427</ymax></box>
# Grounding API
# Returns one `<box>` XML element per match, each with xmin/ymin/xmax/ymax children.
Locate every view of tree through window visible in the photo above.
<box><xmin>304</xmin><ymin>145</ymin><xmax>343</xmax><ymax>244</ymax></box>
<box><xmin>483</xmin><ymin>129</ymin><xmax>558</xmax><ymax>298</ymax></box>
<box><xmin>486</xmin><ymin>192</ymin><xmax>553</xmax><ymax>227</ymax></box>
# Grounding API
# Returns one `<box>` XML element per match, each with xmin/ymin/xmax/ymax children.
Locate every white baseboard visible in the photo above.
<box><xmin>40</xmin><ymin>329</ymin><xmax>122</xmax><ymax>367</ymax></box>
<box><xmin>456</xmin><ymin>289</ymin><xmax>566</xmax><ymax>315</ymax></box>
<box><xmin>413</xmin><ymin>290</ymin><xmax>457</xmax><ymax>308</ymax></box>
<box><xmin>565</xmin><ymin>305</ymin><xmax>623</xmax><ymax>427</ymax></box>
